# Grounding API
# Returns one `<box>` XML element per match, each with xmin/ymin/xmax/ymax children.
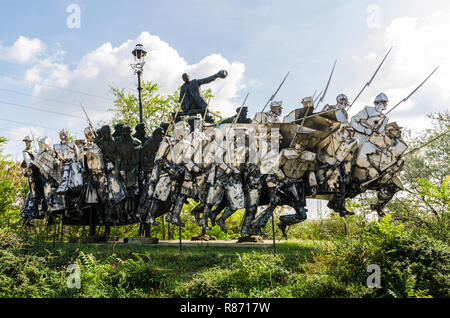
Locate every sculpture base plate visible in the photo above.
<box><xmin>237</xmin><ymin>235</ymin><xmax>264</xmax><ymax>243</ymax></box>
<box><xmin>191</xmin><ymin>234</ymin><xmax>217</xmax><ymax>241</ymax></box>
<box><xmin>124</xmin><ymin>237</ymin><xmax>159</xmax><ymax>244</ymax></box>
<box><xmin>68</xmin><ymin>235</ymin><xmax>119</xmax><ymax>243</ymax></box>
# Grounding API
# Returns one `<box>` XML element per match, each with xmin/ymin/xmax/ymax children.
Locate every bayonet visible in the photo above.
<box><xmin>348</xmin><ymin>46</ymin><xmax>393</xmax><ymax>110</ymax></box>
<box><xmin>313</xmin><ymin>90</ymin><xmax>323</xmax><ymax>105</ymax></box>
<box><xmin>165</xmin><ymin>93</ymin><xmax>185</xmax><ymax>138</ymax></box>
<box><xmin>203</xmin><ymin>97</ymin><xmax>212</xmax><ymax>121</ymax></box>
<box><xmin>258</xmin><ymin>71</ymin><xmax>290</xmax><ymax>122</ymax></box>
<box><xmin>232</xmin><ymin>92</ymin><xmax>250</xmax><ymax>126</ymax></box>
<box><xmin>80</xmin><ymin>102</ymin><xmax>97</xmax><ymax>137</ymax></box>
<box><xmin>368</xmin><ymin>66</ymin><xmax>439</xmax><ymax>136</ymax></box>
<box><xmin>315</xmin><ymin>60</ymin><xmax>337</xmax><ymax>110</ymax></box>
<box><xmin>386</xmin><ymin>66</ymin><xmax>439</xmax><ymax>115</ymax></box>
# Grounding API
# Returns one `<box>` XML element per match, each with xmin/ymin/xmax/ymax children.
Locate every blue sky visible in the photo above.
<box><xmin>1</xmin><ymin>0</ymin><xmax>449</xmax><ymax>158</ymax></box>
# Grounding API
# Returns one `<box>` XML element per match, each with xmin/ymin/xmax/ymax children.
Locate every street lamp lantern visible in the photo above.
<box><xmin>131</xmin><ymin>43</ymin><xmax>147</xmax><ymax>70</ymax></box>
<box><xmin>130</xmin><ymin>44</ymin><xmax>148</xmax><ymax>123</ymax></box>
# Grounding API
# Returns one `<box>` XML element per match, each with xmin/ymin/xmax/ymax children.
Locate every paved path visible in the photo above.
<box><xmin>123</xmin><ymin>238</ymin><xmax>287</xmax><ymax>248</ymax></box>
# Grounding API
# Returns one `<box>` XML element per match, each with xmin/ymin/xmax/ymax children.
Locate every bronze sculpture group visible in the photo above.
<box><xmin>21</xmin><ymin>63</ymin><xmax>433</xmax><ymax>241</ymax></box>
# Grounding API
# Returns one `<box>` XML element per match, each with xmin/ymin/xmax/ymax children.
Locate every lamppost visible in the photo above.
<box><xmin>131</xmin><ymin>43</ymin><xmax>147</xmax><ymax>123</ymax></box>
<box><xmin>131</xmin><ymin>44</ymin><xmax>149</xmax><ymax>237</ymax></box>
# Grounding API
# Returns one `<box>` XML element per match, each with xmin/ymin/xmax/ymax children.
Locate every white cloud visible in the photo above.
<box><xmin>0</xmin><ymin>36</ymin><xmax>45</xmax><ymax>63</ymax></box>
<box><xmin>24</xmin><ymin>31</ymin><xmax>246</xmax><ymax>127</ymax></box>
<box><xmin>384</xmin><ymin>10</ymin><xmax>450</xmax><ymax>103</ymax></box>
<box><xmin>352</xmin><ymin>52</ymin><xmax>377</xmax><ymax>64</ymax></box>
<box><xmin>349</xmin><ymin>10</ymin><xmax>450</xmax><ymax>132</ymax></box>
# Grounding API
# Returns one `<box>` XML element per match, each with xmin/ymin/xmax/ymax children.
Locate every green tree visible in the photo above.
<box><xmin>108</xmin><ymin>81</ymin><xmax>178</xmax><ymax>131</ymax></box>
<box><xmin>0</xmin><ymin>137</ymin><xmax>28</xmax><ymax>230</ymax></box>
<box><xmin>387</xmin><ymin>111</ymin><xmax>450</xmax><ymax>241</ymax></box>
<box><xmin>108</xmin><ymin>81</ymin><xmax>215</xmax><ymax>131</ymax></box>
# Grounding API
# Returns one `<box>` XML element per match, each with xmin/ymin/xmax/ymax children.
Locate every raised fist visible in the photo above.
<box><xmin>217</xmin><ymin>70</ymin><xmax>228</xmax><ymax>79</ymax></box>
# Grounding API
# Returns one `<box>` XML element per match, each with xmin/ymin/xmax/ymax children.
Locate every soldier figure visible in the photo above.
<box><xmin>301</xmin><ymin>96</ymin><xmax>314</xmax><ymax>108</ymax></box>
<box><xmin>316</xmin><ymin>124</ymin><xmax>358</xmax><ymax>216</ymax></box>
<box><xmin>20</xmin><ymin>136</ymin><xmax>45</xmax><ymax>225</ymax></box>
<box><xmin>133</xmin><ymin>123</ymin><xmax>149</xmax><ymax>144</ymax></box>
<box><xmin>32</xmin><ymin>137</ymin><xmax>65</xmax><ymax>214</ymax></box>
<box><xmin>351</xmin><ymin>93</ymin><xmax>389</xmax><ymax>143</ymax></box>
<box><xmin>218</xmin><ymin>106</ymin><xmax>251</xmax><ymax>125</ymax></box>
<box><xmin>321</xmin><ymin>94</ymin><xmax>349</xmax><ymax>122</ymax></box>
<box><xmin>252</xmin><ymin>101</ymin><xmax>283</xmax><ymax>124</ymax></box>
<box><xmin>83</xmin><ymin>127</ymin><xmax>113</xmax><ymax>223</ymax></box>
<box><xmin>96</xmin><ymin>125</ymin><xmax>127</xmax><ymax>219</ymax></box>
<box><xmin>54</xmin><ymin>129</ymin><xmax>84</xmax><ymax>195</ymax></box>
<box><xmin>241</xmin><ymin>164</ymin><xmax>265</xmax><ymax>236</ymax></box>
<box><xmin>179</xmin><ymin>70</ymin><xmax>228</xmax><ymax>116</ymax></box>
<box><xmin>112</xmin><ymin>123</ymin><xmax>124</xmax><ymax>141</ymax></box>
<box><xmin>144</xmin><ymin>121</ymin><xmax>188</xmax><ymax>225</ymax></box>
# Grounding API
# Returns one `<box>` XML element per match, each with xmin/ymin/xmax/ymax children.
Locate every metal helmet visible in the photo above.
<box><xmin>38</xmin><ymin>137</ymin><xmax>52</xmax><ymax>152</ymax></box>
<box><xmin>374</xmin><ymin>93</ymin><xmax>389</xmax><ymax>104</ymax></box>
<box><xmin>270</xmin><ymin>100</ymin><xmax>282</xmax><ymax>108</ymax></box>
<box><xmin>301</xmin><ymin>97</ymin><xmax>313</xmax><ymax>108</ymax></box>
<box><xmin>59</xmin><ymin>129</ymin><xmax>69</xmax><ymax>142</ymax></box>
<box><xmin>336</xmin><ymin>94</ymin><xmax>349</xmax><ymax>105</ymax></box>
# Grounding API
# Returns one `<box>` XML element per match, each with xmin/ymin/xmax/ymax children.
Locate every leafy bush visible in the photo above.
<box><xmin>326</xmin><ymin>215</ymin><xmax>449</xmax><ymax>298</ymax></box>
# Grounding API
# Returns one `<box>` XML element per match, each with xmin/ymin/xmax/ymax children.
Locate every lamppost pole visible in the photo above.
<box><xmin>131</xmin><ymin>44</ymin><xmax>148</xmax><ymax>237</ymax></box>
<box><xmin>137</xmin><ymin>69</ymin><xmax>143</xmax><ymax>123</ymax></box>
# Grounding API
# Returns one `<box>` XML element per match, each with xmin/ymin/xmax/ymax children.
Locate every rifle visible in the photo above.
<box><xmin>80</xmin><ymin>102</ymin><xmax>97</xmax><ymax>138</ymax></box>
<box><xmin>348</xmin><ymin>46</ymin><xmax>393</xmax><ymax>111</ymax></box>
<box><xmin>165</xmin><ymin>93</ymin><xmax>186</xmax><ymax>138</ymax></box>
<box><xmin>360</xmin><ymin>66</ymin><xmax>439</xmax><ymax>146</ymax></box>
<box><xmin>203</xmin><ymin>97</ymin><xmax>212</xmax><ymax>121</ymax></box>
<box><xmin>314</xmin><ymin>60</ymin><xmax>337</xmax><ymax>110</ymax></box>
<box><xmin>231</xmin><ymin>92</ymin><xmax>250</xmax><ymax>127</ymax></box>
<box><xmin>257</xmin><ymin>71</ymin><xmax>290</xmax><ymax>123</ymax></box>
<box><xmin>385</xmin><ymin>66</ymin><xmax>439</xmax><ymax>116</ymax></box>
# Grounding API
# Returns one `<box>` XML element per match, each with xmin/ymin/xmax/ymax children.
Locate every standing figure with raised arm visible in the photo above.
<box><xmin>179</xmin><ymin>70</ymin><xmax>228</xmax><ymax>116</ymax></box>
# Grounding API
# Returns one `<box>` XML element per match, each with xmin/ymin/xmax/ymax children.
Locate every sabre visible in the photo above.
<box><xmin>258</xmin><ymin>71</ymin><xmax>290</xmax><ymax>123</ymax></box>
<box><xmin>232</xmin><ymin>92</ymin><xmax>250</xmax><ymax>126</ymax></box>
<box><xmin>348</xmin><ymin>46</ymin><xmax>393</xmax><ymax>111</ymax></box>
<box><xmin>315</xmin><ymin>60</ymin><xmax>337</xmax><ymax>110</ymax></box>
<box><xmin>386</xmin><ymin>66</ymin><xmax>440</xmax><ymax>116</ymax></box>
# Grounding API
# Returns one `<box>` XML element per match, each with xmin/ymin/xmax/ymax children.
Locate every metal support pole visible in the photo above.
<box><xmin>137</xmin><ymin>70</ymin><xmax>143</xmax><ymax>123</ymax></box>
<box><xmin>136</xmin><ymin>70</ymin><xmax>150</xmax><ymax>238</ymax></box>
<box><xmin>271</xmin><ymin>212</ymin><xmax>276</xmax><ymax>255</ymax></box>
<box><xmin>179</xmin><ymin>224</ymin><xmax>182</xmax><ymax>254</ymax></box>
<box><xmin>53</xmin><ymin>217</ymin><xmax>56</xmax><ymax>249</ymax></box>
